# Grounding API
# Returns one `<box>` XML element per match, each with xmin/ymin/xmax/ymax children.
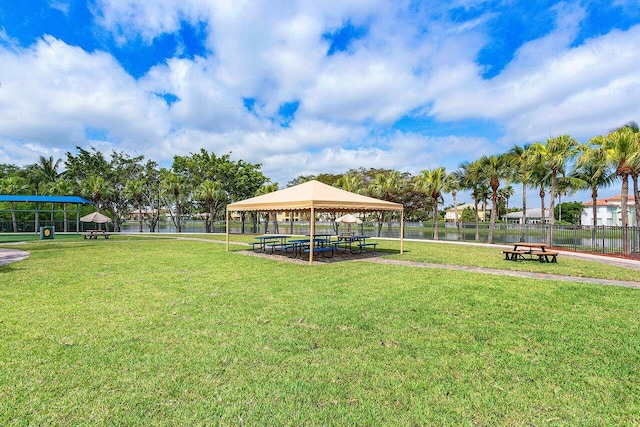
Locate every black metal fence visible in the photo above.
<box><xmin>2</xmin><ymin>217</ymin><xmax>639</xmax><ymax>259</ymax></box>
<box><xmin>421</xmin><ymin>222</ymin><xmax>640</xmax><ymax>260</ymax></box>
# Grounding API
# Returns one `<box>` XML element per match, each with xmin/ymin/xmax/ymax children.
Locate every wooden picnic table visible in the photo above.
<box><xmin>503</xmin><ymin>242</ymin><xmax>558</xmax><ymax>263</ymax></box>
<box><xmin>83</xmin><ymin>229</ymin><xmax>111</xmax><ymax>239</ymax></box>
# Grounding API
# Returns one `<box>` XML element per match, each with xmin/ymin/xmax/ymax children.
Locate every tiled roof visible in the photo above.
<box><xmin>583</xmin><ymin>195</ymin><xmax>637</xmax><ymax>206</ymax></box>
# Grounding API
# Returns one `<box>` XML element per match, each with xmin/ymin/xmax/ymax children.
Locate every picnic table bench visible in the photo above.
<box><xmin>502</xmin><ymin>243</ymin><xmax>558</xmax><ymax>263</ymax></box>
<box><xmin>251</xmin><ymin>235</ymin><xmax>290</xmax><ymax>252</ymax></box>
<box><xmin>303</xmin><ymin>245</ymin><xmax>338</xmax><ymax>258</ymax></box>
<box><xmin>83</xmin><ymin>229</ymin><xmax>111</xmax><ymax>239</ymax></box>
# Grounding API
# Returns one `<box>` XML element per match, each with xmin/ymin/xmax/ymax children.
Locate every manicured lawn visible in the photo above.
<box><xmin>1</xmin><ymin>237</ymin><xmax>639</xmax><ymax>425</ymax></box>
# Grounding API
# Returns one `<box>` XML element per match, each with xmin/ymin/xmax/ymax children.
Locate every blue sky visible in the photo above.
<box><xmin>1</xmin><ymin>0</ymin><xmax>639</xmax><ymax>206</ymax></box>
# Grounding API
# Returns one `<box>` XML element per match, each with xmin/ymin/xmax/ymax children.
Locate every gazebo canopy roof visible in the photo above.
<box><xmin>0</xmin><ymin>195</ymin><xmax>93</xmax><ymax>204</ymax></box>
<box><xmin>226</xmin><ymin>180</ymin><xmax>402</xmax><ymax>212</ymax></box>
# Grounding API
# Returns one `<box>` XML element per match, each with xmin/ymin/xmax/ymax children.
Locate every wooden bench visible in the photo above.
<box><xmin>531</xmin><ymin>251</ymin><xmax>559</xmax><ymax>263</ymax></box>
<box><xmin>502</xmin><ymin>249</ymin><xmax>526</xmax><ymax>261</ymax></box>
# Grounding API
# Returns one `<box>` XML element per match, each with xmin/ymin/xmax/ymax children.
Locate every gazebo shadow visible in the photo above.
<box><xmin>240</xmin><ymin>247</ymin><xmax>401</xmax><ymax>265</ymax></box>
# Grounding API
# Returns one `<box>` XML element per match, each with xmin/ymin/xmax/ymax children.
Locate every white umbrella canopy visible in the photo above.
<box><xmin>334</xmin><ymin>213</ymin><xmax>363</xmax><ymax>233</ymax></box>
<box><xmin>334</xmin><ymin>213</ymin><xmax>363</xmax><ymax>224</ymax></box>
<box><xmin>80</xmin><ymin>211</ymin><xmax>111</xmax><ymax>229</ymax></box>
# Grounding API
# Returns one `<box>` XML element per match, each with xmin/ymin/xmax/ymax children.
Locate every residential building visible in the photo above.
<box><xmin>501</xmin><ymin>208</ymin><xmax>552</xmax><ymax>224</ymax></box>
<box><xmin>445</xmin><ymin>203</ymin><xmax>488</xmax><ymax>222</ymax></box>
<box><xmin>582</xmin><ymin>195</ymin><xmax>637</xmax><ymax>226</ymax></box>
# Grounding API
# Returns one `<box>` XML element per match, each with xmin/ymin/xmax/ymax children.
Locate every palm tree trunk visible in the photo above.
<box><xmin>473</xmin><ymin>194</ymin><xmax>480</xmax><ymax>242</ymax></box>
<box><xmin>432</xmin><ymin>204</ymin><xmax>439</xmax><ymax>240</ymax></box>
<box><xmin>63</xmin><ymin>203</ymin><xmax>68</xmax><ymax>232</ymax></box>
<box><xmin>387</xmin><ymin>212</ymin><xmax>392</xmax><ymax>238</ymax></box>
<box><xmin>621</xmin><ymin>174</ymin><xmax>630</xmax><ymax>255</ymax></box>
<box><xmin>452</xmin><ymin>190</ymin><xmax>460</xmax><ymax>240</ymax></box>
<box><xmin>548</xmin><ymin>173</ymin><xmax>557</xmax><ymax>246</ymax></box>
<box><xmin>10</xmin><ymin>201</ymin><xmax>18</xmax><ymax>233</ymax></box>
<box><xmin>633</xmin><ymin>174</ymin><xmax>640</xmax><ymax>226</ymax></box>
<box><xmin>138</xmin><ymin>201</ymin><xmax>144</xmax><ymax>232</ymax></box>
<box><xmin>591</xmin><ymin>186</ymin><xmax>598</xmax><ymax>243</ymax></box>
<box><xmin>519</xmin><ymin>183</ymin><xmax>526</xmax><ymax>242</ymax></box>
<box><xmin>488</xmin><ymin>190</ymin><xmax>497</xmax><ymax>244</ymax></box>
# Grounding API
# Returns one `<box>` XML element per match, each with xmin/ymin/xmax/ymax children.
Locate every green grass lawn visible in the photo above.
<box><xmin>1</xmin><ymin>236</ymin><xmax>639</xmax><ymax>425</ymax></box>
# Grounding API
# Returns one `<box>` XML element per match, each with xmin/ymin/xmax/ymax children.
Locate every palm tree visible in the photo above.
<box><xmin>0</xmin><ymin>176</ymin><xmax>29</xmax><ymax>232</ymax></box>
<box><xmin>161</xmin><ymin>172</ymin><xmax>189</xmax><ymax>233</ymax></box>
<box><xmin>613</xmin><ymin>121</ymin><xmax>640</xmax><ymax>227</ymax></box>
<box><xmin>335</xmin><ymin>173</ymin><xmax>364</xmax><ymax>194</ymax></box>
<box><xmin>530</xmin><ymin>135</ymin><xmax>579</xmax><ymax>245</ymax></box>
<box><xmin>124</xmin><ymin>179</ymin><xmax>146</xmax><ymax>232</ymax></box>
<box><xmin>416</xmin><ymin>167</ymin><xmax>447</xmax><ymax>240</ymax></box>
<box><xmin>477</xmin><ymin>154</ymin><xmax>508</xmax><ymax>244</ymax></box>
<box><xmin>82</xmin><ymin>175</ymin><xmax>110</xmax><ymax>210</ymax></box>
<box><xmin>36</xmin><ymin>156</ymin><xmax>62</xmax><ymax>183</ymax></box>
<box><xmin>574</xmin><ymin>138</ymin><xmax>616</xmax><ymax>233</ymax></box>
<box><xmin>444</xmin><ymin>170</ymin><xmax>462</xmax><ymax>240</ymax></box>
<box><xmin>256</xmin><ymin>183</ymin><xmax>279</xmax><ymax>233</ymax></box>
<box><xmin>196</xmin><ymin>180</ymin><xmax>226</xmax><ymax>233</ymax></box>
<box><xmin>370</xmin><ymin>171</ymin><xmax>402</xmax><ymax>237</ymax></box>
<box><xmin>457</xmin><ymin>161</ymin><xmax>484</xmax><ymax>241</ymax></box>
<box><xmin>498</xmin><ymin>185</ymin><xmax>515</xmax><ymax>214</ymax></box>
<box><xmin>52</xmin><ymin>179</ymin><xmax>75</xmax><ymax>232</ymax></box>
<box><xmin>599</xmin><ymin>128</ymin><xmax>638</xmax><ymax>254</ymax></box>
<box><xmin>506</xmin><ymin>144</ymin><xmax>532</xmax><ymax>241</ymax></box>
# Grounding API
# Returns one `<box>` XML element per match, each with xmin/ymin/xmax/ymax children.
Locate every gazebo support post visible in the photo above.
<box><xmin>225</xmin><ymin>208</ymin><xmax>230</xmax><ymax>251</ymax></box>
<box><xmin>309</xmin><ymin>206</ymin><xmax>315</xmax><ymax>264</ymax></box>
<box><xmin>400</xmin><ymin>209</ymin><xmax>404</xmax><ymax>254</ymax></box>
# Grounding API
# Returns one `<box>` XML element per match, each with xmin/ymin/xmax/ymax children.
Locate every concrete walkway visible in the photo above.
<box><xmin>361</xmin><ymin>257</ymin><xmax>640</xmax><ymax>289</ymax></box>
<box><xmin>0</xmin><ymin>248</ymin><xmax>30</xmax><ymax>266</ymax></box>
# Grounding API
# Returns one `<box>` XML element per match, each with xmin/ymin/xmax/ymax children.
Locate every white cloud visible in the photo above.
<box><xmin>0</xmin><ymin>0</ymin><xmax>639</xmax><ymax>192</ymax></box>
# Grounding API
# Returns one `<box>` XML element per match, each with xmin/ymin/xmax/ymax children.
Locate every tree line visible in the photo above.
<box><xmin>1</xmin><ymin>122</ymin><xmax>639</xmax><ymax>251</ymax></box>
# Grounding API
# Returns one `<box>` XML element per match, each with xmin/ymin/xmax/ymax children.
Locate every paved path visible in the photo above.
<box><xmin>0</xmin><ymin>248</ymin><xmax>30</xmax><ymax>266</ymax></box>
<box><xmin>361</xmin><ymin>257</ymin><xmax>640</xmax><ymax>289</ymax></box>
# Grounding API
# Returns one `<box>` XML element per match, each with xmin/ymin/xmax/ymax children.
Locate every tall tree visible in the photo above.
<box><xmin>416</xmin><ymin>167</ymin><xmax>447</xmax><ymax>240</ymax></box>
<box><xmin>370</xmin><ymin>171</ymin><xmax>402</xmax><ymax>237</ymax></box>
<box><xmin>530</xmin><ymin>135</ymin><xmax>579</xmax><ymax>244</ymax></box>
<box><xmin>498</xmin><ymin>185</ymin><xmax>515</xmax><ymax>218</ymax></box>
<box><xmin>457</xmin><ymin>161</ymin><xmax>484</xmax><ymax>241</ymax></box>
<box><xmin>574</xmin><ymin>137</ymin><xmax>616</xmax><ymax>231</ymax></box>
<box><xmin>477</xmin><ymin>154</ymin><xmax>508</xmax><ymax>244</ymax></box>
<box><xmin>51</xmin><ymin>179</ymin><xmax>75</xmax><ymax>232</ymax></box>
<box><xmin>506</xmin><ymin>144</ymin><xmax>532</xmax><ymax>241</ymax></box>
<box><xmin>196</xmin><ymin>180</ymin><xmax>226</xmax><ymax>233</ymax></box>
<box><xmin>599</xmin><ymin>128</ymin><xmax>638</xmax><ymax>254</ymax></box>
<box><xmin>161</xmin><ymin>170</ymin><xmax>190</xmax><ymax>233</ymax></box>
<box><xmin>124</xmin><ymin>179</ymin><xmax>146</xmax><ymax>233</ymax></box>
<box><xmin>255</xmin><ymin>183</ymin><xmax>279</xmax><ymax>233</ymax></box>
<box><xmin>0</xmin><ymin>176</ymin><xmax>29</xmax><ymax>232</ymax></box>
<box><xmin>444</xmin><ymin>170</ymin><xmax>462</xmax><ymax>240</ymax></box>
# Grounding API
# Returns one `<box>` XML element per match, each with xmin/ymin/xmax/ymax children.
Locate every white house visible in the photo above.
<box><xmin>501</xmin><ymin>208</ymin><xmax>552</xmax><ymax>224</ymax></box>
<box><xmin>582</xmin><ymin>195</ymin><xmax>637</xmax><ymax>226</ymax></box>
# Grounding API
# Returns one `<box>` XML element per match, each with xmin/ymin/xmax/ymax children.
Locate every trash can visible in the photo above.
<box><xmin>40</xmin><ymin>226</ymin><xmax>55</xmax><ymax>240</ymax></box>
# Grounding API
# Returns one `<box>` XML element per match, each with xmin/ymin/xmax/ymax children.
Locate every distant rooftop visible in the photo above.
<box><xmin>583</xmin><ymin>195</ymin><xmax>636</xmax><ymax>206</ymax></box>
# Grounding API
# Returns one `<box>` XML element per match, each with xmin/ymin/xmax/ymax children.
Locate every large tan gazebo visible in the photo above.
<box><xmin>225</xmin><ymin>180</ymin><xmax>404</xmax><ymax>264</ymax></box>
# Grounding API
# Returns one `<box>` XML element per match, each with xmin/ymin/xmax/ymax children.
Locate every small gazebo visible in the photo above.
<box><xmin>225</xmin><ymin>180</ymin><xmax>404</xmax><ymax>264</ymax></box>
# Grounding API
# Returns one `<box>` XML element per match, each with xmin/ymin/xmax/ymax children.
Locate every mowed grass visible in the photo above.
<box><xmin>1</xmin><ymin>237</ymin><xmax>639</xmax><ymax>425</ymax></box>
